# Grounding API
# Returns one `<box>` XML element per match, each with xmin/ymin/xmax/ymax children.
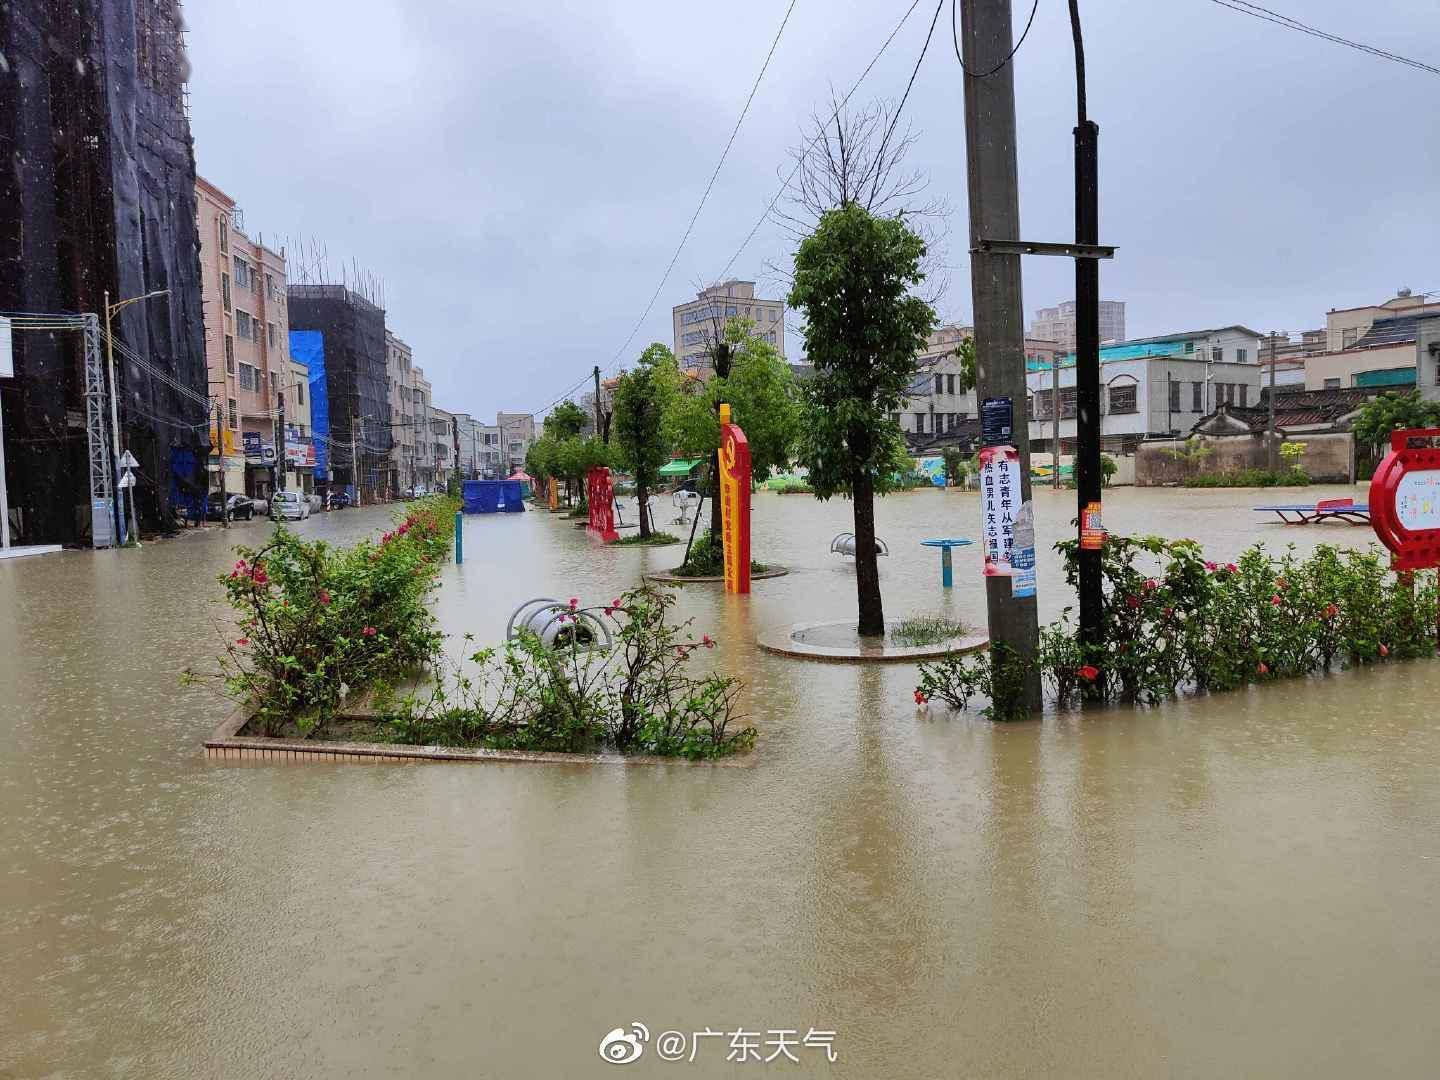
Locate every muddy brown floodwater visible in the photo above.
<box><xmin>2</xmin><ymin>485</ymin><xmax>1438</xmax><ymax>1078</ymax></box>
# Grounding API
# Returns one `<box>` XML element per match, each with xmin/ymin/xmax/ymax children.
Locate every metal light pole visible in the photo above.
<box><xmin>104</xmin><ymin>288</ymin><xmax>168</xmax><ymax>545</ymax></box>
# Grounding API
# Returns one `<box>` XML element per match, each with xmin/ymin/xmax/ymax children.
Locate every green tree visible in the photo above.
<box><xmin>666</xmin><ymin>318</ymin><xmax>800</xmax><ymax>549</ymax></box>
<box><xmin>941</xmin><ymin>446</ymin><xmax>968</xmax><ymax>487</ymax></box>
<box><xmin>953</xmin><ymin>337</ymin><xmax>977</xmax><ymax>394</ymax></box>
<box><xmin>613</xmin><ymin>344</ymin><xmax>679</xmax><ymax>538</ymax></box>
<box><xmin>1351</xmin><ymin>391</ymin><xmax>1440</xmax><ymax>456</ymax></box>
<box><xmin>788</xmin><ymin>203</ymin><xmax>938</xmax><ymax>636</ymax></box>
<box><xmin>545</xmin><ymin>400</ymin><xmax>589</xmax><ymax>439</ymax></box>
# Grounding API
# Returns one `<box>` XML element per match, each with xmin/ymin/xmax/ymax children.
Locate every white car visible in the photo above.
<box><xmin>270</xmin><ymin>490</ymin><xmax>311</xmax><ymax>521</ymax></box>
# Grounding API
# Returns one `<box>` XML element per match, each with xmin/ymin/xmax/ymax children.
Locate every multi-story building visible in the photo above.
<box><xmin>1030</xmin><ymin>299</ymin><xmax>1127</xmax><ymax>353</ymax></box>
<box><xmin>477</xmin><ymin>423</ymin><xmax>503</xmax><ymax>479</ymax></box>
<box><xmin>496</xmin><ymin>412</ymin><xmax>537</xmax><ymax>474</ymax></box>
<box><xmin>412</xmin><ymin>369</ymin><xmax>434</xmax><ymax>492</ymax></box>
<box><xmin>1026</xmin><ymin>326</ymin><xmax>1264</xmax><ymax>454</ymax></box>
<box><xmin>673</xmin><ymin>280</ymin><xmax>786</xmax><ymax>373</ymax></box>
<box><xmin>287</xmin><ymin>284</ymin><xmax>392</xmax><ymax>501</ymax></box>
<box><xmin>1303</xmin><ymin>313</ymin><xmax>1440</xmax><ymax>392</ymax></box>
<box><xmin>281</xmin><ymin>356</ymin><xmax>315</xmax><ymax>493</ymax></box>
<box><xmin>1325</xmin><ymin>288</ymin><xmax>1440</xmax><ymax>352</ymax></box>
<box><xmin>430</xmin><ymin>407</ymin><xmax>457</xmax><ymax>489</ymax></box>
<box><xmin>385</xmin><ymin>331</ymin><xmax>417</xmax><ymax>492</ymax></box>
<box><xmin>1</xmin><ymin>0</ymin><xmax>208</xmax><ymax>543</ymax></box>
<box><xmin>196</xmin><ymin>176</ymin><xmax>293</xmax><ymax>503</ymax></box>
<box><xmin>897</xmin><ymin>324</ymin><xmax>1064</xmax><ymax>441</ymax></box>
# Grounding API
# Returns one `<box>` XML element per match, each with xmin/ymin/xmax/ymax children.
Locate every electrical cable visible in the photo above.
<box><xmin>1206</xmin><ymin>0</ymin><xmax>1440</xmax><ymax>78</ymax></box>
<box><xmin>951</xmin><ymin>0</ymin><xmax>1040</xmax><ymax>79</ymax></box>
<box><xmin>876</xmin><ymin>0</ymin><xmax>947</xmax><ymax>171</ymax></box>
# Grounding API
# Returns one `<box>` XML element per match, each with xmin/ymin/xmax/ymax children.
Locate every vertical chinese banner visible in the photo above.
<box><xmin>718</xmin><ymin>403</ymin><xmax>752</xmax><ymax>594</ymax></box>
<box><xmin>978</xmin><ymin>444</ymin><xmax>1021</xmax><ymax>576</ymax></box>
<box><xmin>547</xmin><ymin>475</ymin><xmax>559</xmax><ymax>511</ymax></box>
<box><xmin>586</xmin><ymin>466</ymin><xmax>618</xmax><ymax>542</ymax></box>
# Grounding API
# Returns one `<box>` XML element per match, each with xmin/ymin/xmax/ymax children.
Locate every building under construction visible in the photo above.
<box><xmin>0</xmin><ymin>0</ymin><xmax>208</xmax><ymax>544</ymax></box>
<box><xmin>286</xmin><ymin>285</ymin><xmax>393</xmax><ymax>501</ymax></box>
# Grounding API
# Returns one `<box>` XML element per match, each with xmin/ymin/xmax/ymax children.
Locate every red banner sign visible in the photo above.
<box><xmin>586</xmin><ymin>466</ymin><xmax>618</xmax><ymax>543</ymax></box>
<box><xmin>719</xmin><ymin>404</ymin><xmax>752</xmax><ymax>594</ymax></box>
<box><xmin>1370</xmin><ymin>427</ymin><xmax>1440</xmax><ymax>571</ymax></box>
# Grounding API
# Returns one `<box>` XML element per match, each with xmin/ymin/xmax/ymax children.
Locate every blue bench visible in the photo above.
<box><xmin>1253</xmin><ymin>500</ymin><xmax>1370</xmax><ymax>526</ymax></box>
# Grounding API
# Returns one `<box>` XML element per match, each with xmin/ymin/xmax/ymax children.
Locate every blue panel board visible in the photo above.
<box><xmin>500</xmin><ymin>480</ymin><xmax>526</xmax><ymax>511</ymax></box>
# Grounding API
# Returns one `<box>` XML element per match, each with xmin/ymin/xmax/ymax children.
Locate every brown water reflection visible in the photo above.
<box><xmin>1</xmin><ymin>487</ymin><xmax>1438</xmax><ymax>1077</ymax></box>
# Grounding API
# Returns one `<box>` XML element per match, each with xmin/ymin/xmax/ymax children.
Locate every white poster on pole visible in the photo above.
<box><xmin>0</xmin><ymin>316</ymin><xmax>12</xmax><ymax>378</ymax></box>
<box><xmin>979</xmin><ymin>444</ymin><xmax>1021</xmax><ymax>576</ymax></box>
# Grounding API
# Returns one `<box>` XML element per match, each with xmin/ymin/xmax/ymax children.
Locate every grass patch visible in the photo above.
<box><xmin>890</xmin><ymin>615</ymin><xmax>968</xmax><ymax>647</ymax></box>
<box><xmin>674</xmin><ymin>559</ymin><xmax>770</xmax><ymax>578</ymax></box>
<box><xmin>613</xmin><ymin>531</ymin><xmax>681</xmax><ymax>546</ymax></box>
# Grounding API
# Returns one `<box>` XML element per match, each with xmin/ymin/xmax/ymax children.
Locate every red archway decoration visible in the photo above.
<box><xmin>1369</xmin><ymin>427</ymin><xmax>1440</xmax><ymax>571</ymax></box>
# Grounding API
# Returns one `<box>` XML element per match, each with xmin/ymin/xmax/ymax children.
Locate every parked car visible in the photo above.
<box><xmin>205</xmin><ymin>493</ymin><xmax>254</xmax><ymax>522</ymax></box>
<box><xmin>270</xmin><ymin>490</ymin><xmax>311</xmax><ymax>521</ymax></box>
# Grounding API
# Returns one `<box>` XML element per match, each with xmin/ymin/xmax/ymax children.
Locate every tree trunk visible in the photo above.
<box><xmin>637</xmin><ymin>473</ymin><xmax>651</xmax><ymax>538</ymax></box>
<box><xmin>849</xmin><ymin>420</ymin><xmax>884</xmax><ymax>636</ymax></box>
<box><xmin>709</xmin><ymin>448</ymin><xmax>722</xmax><ymax>542</ymax></box>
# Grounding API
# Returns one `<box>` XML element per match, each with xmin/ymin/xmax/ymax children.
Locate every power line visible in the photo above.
<box><xmin>877</xmin><ymin>0</ymin><xmax>947</xmax><ymax>169</ymax></box>
<box><xmin>951</xmin><ymin>0</ymin><xmax>1040</xmax><ymax>79</ymax></box>
<box><xmin>1206</xmin><ymin>0</ymin><xmax>1440</xmax><ymax>78</ymax></box>
<box><xmin>715</xmin><ymin>0</ymin><xmax>929</xmax><ymax>284</ymax></box>
<box><xmin>531</xmin><ymin>0</ymin><xmax>802</xmax><ymax>416</ymax></box>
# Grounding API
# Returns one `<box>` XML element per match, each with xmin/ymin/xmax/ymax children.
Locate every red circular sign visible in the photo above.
<box><xmin>1369</xmin><ymin>427</ymin><xmax>1440</xmax><ymax>571</ymax></box>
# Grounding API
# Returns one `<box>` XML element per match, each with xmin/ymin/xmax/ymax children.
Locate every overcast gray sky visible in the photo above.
<box><xmin>185</xmin><ymin>0</ymin><xmax>1440</xmax><ymax>419</ymax></box>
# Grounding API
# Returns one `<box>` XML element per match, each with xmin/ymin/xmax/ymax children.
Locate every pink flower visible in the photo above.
<box><xmin>236</xmin><ymin>638</ymin><xmax>249</xmax><ymax>647</ymax></box>
<box><xmin>1257</xmin><ymin>661</ymin><xmax>1269</xmax><ymax>675</ymax></box>
<box><xmin>1126</xmin><ymin>595</ymin><xmax>1141</xmax><ymax>610</ymax></box>
<box><xmin>568</xmin><ymin>596</ymin><xmax>579</xmax><ymax>610</ymax></box>
<box><xmin>1270</xmin><ymin>594</ymin><xmax>1282</xmax><ymax>606</ymax></box>
<box><xmin>1323</xmin><ymin>603</ymin><xmax>1339</xmax><ymax>620</ymax></box>
<box><xmin>1379</xmin><ymin>643</ymin><xmax>1390</xmax><ymax>657</ymax></box>
<box><xmin>611</xmin><ymin>597</ymin><xmax>622</xmax><ymax>610</ymax></box>
<box><xmin>913</xmin><ymin>689</ymin><xmax>927</xmax><ymax>705</ymax></box>
<box><xmin>702</xmin><ymin>634</ymin><xmax>714</xmax><ymax>649</ymax></box>
<box><xmin>319</xmin><ymin>589</ymin><xmax>331</xmax><ymax>605</ymax></box>
<box><xmin>1078</xmin><ymin>664</ymin><xmax>1100</xmax><ymax>681</ymax></box>
<box><xmin>1226</xmin><ymin>563</ymin><xmax>1238</xmax><ymax>573</ymax></box>
<box><xmin>675</xmin><ymin>646</ymin><xmax>688</xmax><ymax>658</ymax></box>
<box><xmin>1144</xmin><ymin>578</ymin><xmax>1159</xmax><ymax>591</ymax></box>
<box><xmin>1163</xmin><ymin>606</ymin><xmax>1174</xmax><ymax>619</ymax></box>
<box><xmin>1204</xmin><ymin>561</ymin><xmax>1218</xmax><ymax>571</ymax></box>
<box><xmin>362</xmin><ymin>626</ymin><xmax>377</xmax><ymax>637</ymax></box>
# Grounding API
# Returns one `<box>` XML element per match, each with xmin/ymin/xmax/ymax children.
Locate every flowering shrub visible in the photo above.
<box><xmin>191</xmin><ymin>496</ymin><xmax>458</xmax><ymax>735</ymax></box>
<box><xmin>387</xmin><ymin>586</ymin><xmax>755</xmax><ymax>759</ymax></box>
<box><xmin>917</xmin><ymin>535</ymin><xmax>1439</xmax><ymax>720</ymax></box>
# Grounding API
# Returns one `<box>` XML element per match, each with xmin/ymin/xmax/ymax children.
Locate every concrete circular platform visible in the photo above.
<box><xmin>644</xmin><ymin>565</ymin><xmax>791</xmax><ymax>585</ymax></box>
<box><xmin>757</xmin><ymin>620</ymin><xmax>989</xmax><ymax>663</ymax></box>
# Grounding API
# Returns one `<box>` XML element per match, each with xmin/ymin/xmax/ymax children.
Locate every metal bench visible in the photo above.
<box><xmin>1253</xmin><ymin>499</ymin><xmax>1371</xmax><ymax>525</ymax></box>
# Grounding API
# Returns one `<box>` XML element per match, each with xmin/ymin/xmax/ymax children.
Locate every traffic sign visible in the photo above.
<box><xmin>118</xmin><ymin>469</ymin><xmax>136</xmax><ymax>489</ymax></box>
<box><xmin>118</xmin><ymin>450</ymin><xmax>139</xmax><ymax>469</ymax></box>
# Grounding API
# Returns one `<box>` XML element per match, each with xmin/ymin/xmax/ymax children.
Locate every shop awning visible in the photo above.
<box><xmin>658</xmin><ymin>458</ymin><xmax>701</xmax><ymax>477</ymax></box>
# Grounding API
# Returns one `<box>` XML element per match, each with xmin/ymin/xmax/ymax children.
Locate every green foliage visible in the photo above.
<box><xmin>941</xmin><ymin>446</ymin><xmax>968</xmax><ymax>487</ymax></box>
<box><xmin>1164</xmin><ymin>436</ymin><xmax>1212</xmax><ymax>465</ymax></box>
<box><xmin>675</xmin><ymin>530</ymin><xmax>768</xmax><ymax>577</ymax></box>
<box><xmin>446</xmin><ymin>473</ymin><xmax>461</xmax><ymax>498</ymax></box>
<box><xmin>613</xmin><ymin>344</ymin><xmax>679</xmax><ymax>535</ymax></box>
<box><xmin>788</xmin><ymin>203</ymin><xmax>938</xmax><ymax>500</ymax></box>
<box><xmin>916</xmin><ymin>535</ymin><xmax>1439</xmax><ymax>717</ymax></box>
<box><xmin>195</xmin><ymin>496</ymin><xmax>459</xmax><ymax>736</ymax></box>
<box><xmin>1351</xmin><ymin>390</ymin><xmax>1440</xmax><ymax>452</ymax></box>
<box><xmin>545</xmin><ymin>399</ymin><xmax>589</xmax><ymax>439</ymax></box>
<box><xmin>612</xmin><ymin>531</ymin><xmax>680</xmax><ymax>546</ymax></box>
<box><xmin>1183</xmin><ymin>467</ymin><xmax>1309</xmax><ymax>487</ymax></box>
<box><xmin>527</xmin><ymin>433</ymin><xmax>612</xmax><ymax>491</ymax></box>
<box><xmin>1279</xmin><ymin>441</ymin><xmax>1306</xmax><ymax>465</ymax></box>
<box><xmin>1100</xmin><ymin>453</ymin><xmax>1118</xmax><ymax>486</ymax></box>
<box><xmin>389</xmin><ymin>586</ymin><xmax>755</xmax><ymax>759</ymax></box>
<box><xmin>664</xmin><ymin>321</ymin><xmax>800</xmax><ymax>483</ymax></box>
<box><xmin>891</xmin><ymin>615</ymin><xmax>968</xmax><ymax>647</ymax></box>
<box><xmin>953</xmin><ymin>336</ymin><xmax>977</xmax><ymax>394</ymax></box>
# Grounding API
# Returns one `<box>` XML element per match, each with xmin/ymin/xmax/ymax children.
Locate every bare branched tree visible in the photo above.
<box><xmin>766</xmin><ymin>93</ymin><xmax>951</xmax><ymax>307</ymax></box>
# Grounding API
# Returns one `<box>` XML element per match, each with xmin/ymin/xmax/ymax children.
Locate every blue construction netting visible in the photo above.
<box><xmin>290</xmin><ymin>330</ymin><xmax>330</xmax><ymax>480</ymax></box>
<box><xmin>500</xmin><ymin>480</ymin><xmax>526</xmax><ymax>512</ymax></box>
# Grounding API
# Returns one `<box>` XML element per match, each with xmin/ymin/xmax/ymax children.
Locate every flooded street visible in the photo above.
<box><xmin>3</xmin><ymin>487</ymin><xmax>1438</xmax><ymax>1078</ymax></box>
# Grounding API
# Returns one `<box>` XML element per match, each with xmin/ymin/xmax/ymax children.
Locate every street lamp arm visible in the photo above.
<box><xmin>106</xmin><ymin>289</ymin><xmax>171</xmax><ymax>317</ymax></box>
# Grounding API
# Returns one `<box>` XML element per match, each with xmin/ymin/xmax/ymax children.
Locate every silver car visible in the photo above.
<box><xmin>270</xmin><ymin>490</ymin><xmax>311</xmax><ymax>521</ymax></box>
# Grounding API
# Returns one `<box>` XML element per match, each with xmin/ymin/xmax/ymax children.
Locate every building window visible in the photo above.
<box><xmin>1212</xmin><ymin>347</ymin><xmax>1224</xmax><ymax>363</ymax></box>
<box><xmin>1324</xmin><ymin>377</ymin><xmax>1341</xmax><ymax>389</ymax></box>
<box><xmin>934</xmin><ymin>374</ymin><xmax>943</xmax><ymax>395</ymax></box>
<box><xmin>228</xmin><ymin>398</ymin><xmax>238</xmax><ymax>429</ymax></box>
<box><xmin>265</xmin><ymin>272</ymin><xmax>275</xmax><ymax>299</ymax></box>
<box><xmin>1033</xmin><ymin>389</ymin><xmax>1053</xmax><ymax>420</ymax></box>
<box><xmin>295</xmin><ymin>381</ymin><xmax>304</xmax><ymax>406</ymax></box>
<box><xmin>1236</xmin><ymin>348</ymin><xmax>1248</xmax><ymax>363</ymax></box>
<box><xmin>1239</xmin><ymin>384</ymin><xmax>1249</xmax><ymax>407</ymax></box>
<box><xmin>221</xmin><ymin>272</ymin><xmax>231</xmax><ymax>312</ymax></box>
<box><xmin>1183</xmin><ymin>341</ymin><xmax>1194</xmax><ymax>354</ymax></box>
<box><xmin>1108</xmin><ymin>383</ymin><xmax>1137</xmax><ymax>414</ymax></box>
<box><xmin>233</xmin><ymin>256</ymin><xmax>250</xmax><ymax>290</ymax></box>
<box><xmin>889</xmin><ymin>413</ymin><xmax>901</xmax><ymax>426</ymax></box>
<box><xmin>268</xmin><ymin>322</ymin><xmax>277</xmax><ymax>347</ymax></box>
<box><xmin>219</xmin><ymin>216</ymin><xmax>228</xmax><ymax>253</ymax></box>
<box><xmin>1059</xmin><ymin>387</ymin><xmax>1078</xmax><ymax>419</ymax></box>
<box><xmin>1192</xmin><ymin>381</ymin><xmax>1202</xmax><ymax>411</ymax></box>
<box><xmin>224</xmin><ymin>335</ymin><xmax>235</xmax><ymax>373</ymax></box>
<box><xmin>1342</xmin><ymin>328</ymin><xmax>1358</xmax><ymax>348</ymax></box>
<box><xmin>238</xmin><ymin>364</ymin><xmax>256</xmax><ymax>391</ymax></box>
<box><xmin>236</xmin><ymin>310</ymin><xmax>251</xmax><ymax>339</ymax></box>
<box><xmin>270</xmin><ymin>370</ymin><xmax>279</xmax><ymax>395</ymax></box>
<box><xmin>947</xmin><ymin>373</ymin><xmax>956</xmax><ymax>395</ymax></box>
<box><xmin>915</xmin><ymin>412</ymin><xmax>926</xmax><ymax>433</ymax></box>
<box><xmin>935</xmin><ymin>413</ymin><xmax>946</xmax><ymax>434</ymax></box>
<box><xmin>1169</xmin><ymin>380</ymin><xmax>1181</xmax><ymax>413</ymax></box>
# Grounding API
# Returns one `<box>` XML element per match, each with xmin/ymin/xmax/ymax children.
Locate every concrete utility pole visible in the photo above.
<box><xmin>351</xmin><ymin>414</ymin><xmax>360</xmax><ymax>507</ymax></box>
<box><xmin>592</xmin><ymin>365</ymin><xmax>602</xmax><ymax>437</ymax></box>
<box><xmin>959</xmin><ymin>0</ymin><xmax>1042</xmax><ymax>709</ymax></box>
<box><xmin>215</xmin><ymin>398</ymin><xmax>229</xmax><ymax>530</ymax></box>
<box><xmin>1267</xmin><ymin>331</ymin><xmax>1280</xmax><ymax>471</ymax></box>
<box><xmin>1052</xmin><ymin>351</ymin><xmax>1062</xmax><ymax>489</ymax></box>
